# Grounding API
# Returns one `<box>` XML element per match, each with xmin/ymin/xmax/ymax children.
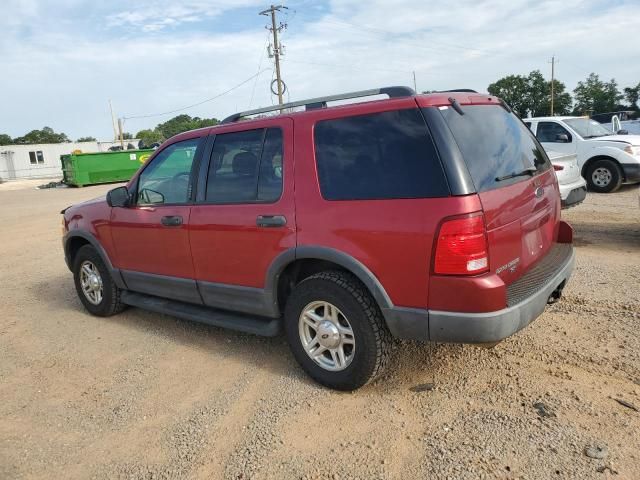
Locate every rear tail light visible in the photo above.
<box><xmin>434</xmin><ymin>215</ymin><xmax>489</xmax><ymax>275</ymax></box>
<box><xmin>553</xmin><ymin>164</ymin><xmax>564</xmax><ymax>171</ymax></box>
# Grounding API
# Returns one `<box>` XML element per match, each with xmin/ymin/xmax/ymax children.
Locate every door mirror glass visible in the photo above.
<box><xmin>555</xmin><ymin>133</ymin><xmax>570</xmax><ymax>142</ymax></box>
<box><xmin>107</xmin><ymin>186</ymin><xmax>130</xmax><ymax>207</ymax></box>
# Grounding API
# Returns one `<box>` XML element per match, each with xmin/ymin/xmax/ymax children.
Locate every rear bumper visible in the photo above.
<box><xmin>383</xmin><ymin>244</ymin><xmax>575</xmax><ymax>343</ymax></box>
<box><xmin>561</xmin><ymin>186</ymin><xmax>587</xmax><ymax>209</ymax></box>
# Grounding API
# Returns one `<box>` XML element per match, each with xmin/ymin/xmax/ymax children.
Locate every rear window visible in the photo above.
<box><xmin>439</xmin><ymin>105</ymin><xmax>550</xmax><ymax>192</ymax></box>
<box><xmin>314</xmin><ymin>108</ymin><xmax>449</xmax><ymax>200</ymax></box>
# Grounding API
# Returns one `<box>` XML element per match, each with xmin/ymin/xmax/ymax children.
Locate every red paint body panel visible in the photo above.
<box><xmin>189</xmin><ymin>118</ymin><xmax>296</xmax><ymax>288</ymax></box>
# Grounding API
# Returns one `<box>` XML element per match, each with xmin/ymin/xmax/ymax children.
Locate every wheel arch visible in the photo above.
<box><xmin>266</xmin><ymin>247</ymin><xmax>393</xmax><ymax>318</ymax></box>
<box><xmin>63</xmin><ymin>231</ymin><xmax>126</xmax><ymax>289</ymax></box>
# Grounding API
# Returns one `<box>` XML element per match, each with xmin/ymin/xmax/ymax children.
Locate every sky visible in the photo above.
<box><xmin>1</xmin><ymin>0</ymin><xmax>639</xmax><ymax>141</ymax></box>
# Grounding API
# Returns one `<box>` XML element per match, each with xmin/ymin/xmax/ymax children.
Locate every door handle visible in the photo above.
<box><xmin>161</xmin><ymin>215</ymin><xmax>183</xmax><ymax>227</ymax></box>
<box><xmin>256</xmin><ymin>215</ymin><xmax>286</xmax><ymax>228</ymax></box>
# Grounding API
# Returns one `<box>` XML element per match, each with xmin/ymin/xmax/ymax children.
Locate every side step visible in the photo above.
<box><xmin>121</xmin><ymin>291</ymin><xmax>282</xmax><ymax>337</ymax></box>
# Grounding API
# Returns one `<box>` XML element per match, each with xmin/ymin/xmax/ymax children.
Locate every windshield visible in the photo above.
<box><xmin>564</xmin><ymin>118</ymin><xmax>612</xmax><ymax>138</ymax></box>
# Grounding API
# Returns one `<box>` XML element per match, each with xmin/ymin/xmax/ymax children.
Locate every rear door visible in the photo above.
<box><xmin>438</xmin><ymin>104</ymin><xmax>559</xmax><ymax>285</ymax></box>
<box><xmin>189</xmin><ymin>118</ymin><xmax>295</xmax><ymax>316</ymax></box>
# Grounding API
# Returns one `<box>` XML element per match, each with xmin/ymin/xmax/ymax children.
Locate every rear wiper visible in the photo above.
<box><xmin>495</xmin><ymin>166</ymin><xmax>537</xmax><ymax>182</ymax></box>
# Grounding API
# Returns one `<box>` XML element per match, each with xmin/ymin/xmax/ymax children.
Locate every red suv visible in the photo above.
<box><xmin>62</xmin><ymin>87</ymin><xmax>575</xmax><ymax>390</ymax></box>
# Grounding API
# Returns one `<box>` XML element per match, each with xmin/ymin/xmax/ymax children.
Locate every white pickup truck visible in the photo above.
<box><xmin>526</xmin><ymin>116</ymin><xmax>640</xmax><ymax>193</ymax></box>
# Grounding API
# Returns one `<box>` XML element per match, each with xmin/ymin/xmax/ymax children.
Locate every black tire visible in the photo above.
<box><xmin>284</xmin><ymin>271</ymin><xmax>392</xmax><ymax>390</ymax></box>
<box><xmin>586</xmin><ymin>158</ymin><xmax>622</xmax><ymax>193</ymax></box>
<box><xmin>73</xmin><ymin>245</ymin><xmax>125</xmax><ymax>317</ymax></box>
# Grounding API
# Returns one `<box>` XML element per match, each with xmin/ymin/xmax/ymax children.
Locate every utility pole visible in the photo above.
<box><xmin>108</xmin><ymin>100</ymin><xmax>119</xmax><ymax>142</ymax></box>
<box><xmin>412</xmin><ymin>71</ymin><xmax>417</xmax><ymax>93</ymax></box>
<box><xmin>549</xmin><ymin>55</ymin><xmax>558</xmax><ymax>116</ymax></box>
<box><xmin>260</xmin><ymin>5</ymin><xmax>287</xmax><ymax>110</ymax></box>
<box><xmin>117</xmin><ymin>118</ymin><xmax>124</xmax><ymax>149</ymax></box>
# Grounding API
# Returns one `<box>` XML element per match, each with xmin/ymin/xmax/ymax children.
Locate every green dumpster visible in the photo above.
<box><xmin>61</xmin><ymin>149</ymin><xmax>154</xmax><ymax>187</ymax></box>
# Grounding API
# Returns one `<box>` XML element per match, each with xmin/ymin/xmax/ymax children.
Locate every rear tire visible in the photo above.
<box><xmin>73</xmin><ymin>245</ymin><xmax>125</xmax><ymax>317</ymax></box>
<box><xmin>586</xmin><ymin>158</ymin><xmax>622</xmax><ymax>193</ymax></box>
<box><xmin>284</xmin><ymin>271</ymin><xmax>391</xmax><ymax>390</ymax></box>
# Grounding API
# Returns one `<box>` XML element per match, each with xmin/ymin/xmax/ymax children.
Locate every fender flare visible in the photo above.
<box><xmin>63</xmin><ymin>230</ymin><xmax>127</xmax><ymax>289</ymax></box>
<box><xmin>264</xmin><ymin>246</ymin><xmax>394</xmax><ymax>317</ymax></box>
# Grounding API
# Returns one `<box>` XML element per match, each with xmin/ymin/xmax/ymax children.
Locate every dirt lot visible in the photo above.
<box><xmin>1</xmin><ymin>179</ymin><xmax>639</xmax><ymax>480</ymax></box>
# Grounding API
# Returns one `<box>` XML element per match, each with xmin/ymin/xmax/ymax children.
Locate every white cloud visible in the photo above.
<box><xmin>0</xmin><ymin>0</ymin><xmax>639</xmax><ymax>140</ymax></box>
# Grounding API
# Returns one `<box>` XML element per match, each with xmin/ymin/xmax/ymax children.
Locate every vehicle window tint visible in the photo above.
<box><xmin>439</xmin><ymin>105</ymin><xmax>550</xmax><ymax>192</ymax></box>
<box><xmin>314</xmin><ymin>109</ymin><xmax>449</xmax><ymax>200</ymax></box>
<box><xmin>537</xmin><ymin>122</ymin><xmax>572</xmax><ymax>143</ymax></box>
<box><xmin>257</xmin><ymin>128</ymin><xmax>283</xmax><ymax>202</ymax></box>
<box><xmin>137</xmin><ymin>138</ymin><xmax>200</xmax><ymax>205</ymax></box>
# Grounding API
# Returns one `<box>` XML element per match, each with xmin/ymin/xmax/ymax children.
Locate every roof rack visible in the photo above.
<box><xmin>221</xmin><ymin>86</ymin><xmax>415</xmax><ymax>123</ymax></box>
<box><xmin>437</xmin><ymin>89</ymin><xmax>478</xmax><ymax>93</ymax></box>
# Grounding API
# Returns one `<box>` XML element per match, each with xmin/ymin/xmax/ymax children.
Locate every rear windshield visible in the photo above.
<box><xmin>439</xmin><ymin>105</ymin><xmax>550</xmax><ymax>192</ymax></box>
<box><xmin>314</xmin><ymin>108</ymin><xmax>449</xmax><ymax>200</ymax></box>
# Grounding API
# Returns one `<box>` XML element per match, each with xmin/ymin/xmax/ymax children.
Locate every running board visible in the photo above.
<box><xmin>121</xmin><ymin>291</ymin><xmax>282</xmax><ymax>337</ymax></box>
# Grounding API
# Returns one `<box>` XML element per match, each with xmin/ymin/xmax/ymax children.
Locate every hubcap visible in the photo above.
<box><xmin>298</xmin><ymin>301</ymin><xmax>355</xmax><ymax>371</ymax></box>
<box><xmin>79</xmin><ymin>260</ymin><xmax>103</xmax><ymax>305</ymax></box>
<box><xmin>592</xmin><ymin>167</ymin><xmax>612</xmax><ymax>187</ymax></box>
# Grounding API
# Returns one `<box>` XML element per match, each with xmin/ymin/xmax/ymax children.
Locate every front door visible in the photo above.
<box><xmin>189</xmin><ymin>119</ymin><xmax>295</xmax><ymax>316</ymax></box>
<box><xmin>110</xmin><ymin>135</ymin><xmax>205</xmax><ymax>304</ymax></box>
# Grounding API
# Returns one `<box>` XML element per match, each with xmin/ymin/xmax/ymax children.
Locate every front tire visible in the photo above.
<box><xmin>284</xmin><ymin>271</ymin><xmax>391</xmax><ymax>390</ymax></box>
<box><xmin>73</xmin><ymin>245</ymin><xmax>125</xmax><ymax>317</ymax></box>
<box><xmin>586</xmin><ymin>158</ymin><xmax>622</xmax><ymax>193</ymax></box>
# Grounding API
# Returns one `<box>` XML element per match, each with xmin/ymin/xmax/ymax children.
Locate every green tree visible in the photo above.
<box><xmin>13</xmin><ymin>126</ymin><xmax>70</xmax><ymax>144</ymax></box>
<box><xmin>488</xmin><ymin>74</ymin><xmax>530</xmax><ymax>117</ymax></box>
<box><xmin>155</xmin><ymin>114</ymin><xmax>219</xmax><ymax>139</ymax></box>
<box><xmin>488</xmin><ymin>70</ymin><xmax>572</xmax><ymax>117</ymax></box>
<box><xmin>135</xmin><ymin>129</ymin><xmax>164</xmax><ymax>147</ymax></box>
<box><xmin>573</xmin><ymin>73</ymin><xmax>622</xmax><ymax>115</ymax></box>
<box><xmin>623</xmin><ymin>83</ymin><xmax>640</xmax><ymax>110</ymax></box>
<box><xmin>0</xmin><ymin>134</ymin><xmax>12</xmax><ymax>145</ymax></box>
<box><xmin>76</xmin><ymin>136</ymin><xmax>97</xmax><ymax>142</ymax></box>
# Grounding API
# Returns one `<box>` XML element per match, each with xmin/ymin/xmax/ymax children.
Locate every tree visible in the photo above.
<box><xmin>0</xmin><ymin>134</ymin><xmax>12</xmax><ymax>145</ymax></box>
<box><xmin>135</xmin><ymin>129</ymin><xmax>164</xmax><ymax>147</ymax></box>
<box><xmin>122</xmin><ymin>132</ymin><xmax>133</xmax><ymax>140</ymax></box>
<box><xmin>155</xmin><ymin>114</ymin><xmax>219</xmax><ymax>139</ymax></box>
<box><xmin>76</xmin><ymin>136</ymin><xmax>96</xmax><ymax>142</ymax></box>
<box><xmin>488</xmin><ymin>70</ymin><xmax>572</xmax><ymax>117</ymax></box>
<box><xmin>573</xmin><ymin>73</ymin><xmax>622</xmax><ymax>115</ymax></box>
<box><xmin>623</xmin><ymin>83</ymin><xmax>640</xmax><ymax>110</ymax></box>
<box><xmin>488</xmin><ymin>74</ymin><xmax>530</xmax><ymax>117</ymax></box>
<box><xmin>13</xmin><ymin>126</ymin><xmax>70</xmax><ymax>144</ymax></box>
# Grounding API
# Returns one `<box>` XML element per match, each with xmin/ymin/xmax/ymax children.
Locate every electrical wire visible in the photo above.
<box><xmin>248</xmin><ymin>32</ymin><xmax>271</xmax><ymax>109</ymax></box>
<box><xmin>124</xmin><ymin>69</ymin><xmax>270</xmax><ymax>120</ymax></box>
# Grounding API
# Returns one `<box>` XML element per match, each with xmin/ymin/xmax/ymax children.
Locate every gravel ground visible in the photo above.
<box><xmin>0</xmin><ymin>180</ymin><xmax>639</xmax><ymax>479</ymax></box>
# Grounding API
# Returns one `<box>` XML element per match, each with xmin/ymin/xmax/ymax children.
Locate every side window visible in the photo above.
<box><xmin>258</xmin><ymin>128</ymin><xmax>283</xmax><ymax>202</ymax></box>
<box><xmin>524</xmin><ymin>122</ymin><xmax>532</xmax><ymax>130</ymax></box>
<box><xmin>137</xmin><ymin>138</ymin><xmax>200</xmax><ymax>205</ymax></box>
<box><xmin>537</xmin><ymin>122</ymin><xmax>572</xmax><ymax>143</ymax></box>
<box><xmin>205</xmin><ymin>128</ymin><xmax>283</xmax><ymax>203</ymax></box>
<box><xmin>314</xmin><ymin>109</ymin><xmax>449</xmax><ymax>200</ymax></box>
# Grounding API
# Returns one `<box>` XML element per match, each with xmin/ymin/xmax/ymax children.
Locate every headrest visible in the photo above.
<box><xmin>232</xmin><ymin>151</ymin><xmax>257</xmax><ymax>176</ymax></box>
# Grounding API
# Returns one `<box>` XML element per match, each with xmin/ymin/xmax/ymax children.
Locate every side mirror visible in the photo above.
<box><xmin>107</xmin><ymin>186</ymin><xmax>130</xmax><ymax>208</ymax></box>
<box><xmin>617</xmin><ymin>129</ymin><xmax>629</xmax><ymax>135</ymax></box>
<box><xmin>555</xmin><ymin>133</ymin><xmax>570</xmax><ymax>143</ymax></box>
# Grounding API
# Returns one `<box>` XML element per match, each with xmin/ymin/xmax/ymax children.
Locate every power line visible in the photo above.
<box><xmin>123</xmin><ymin>69</ymin><xmax>270</xmax><ymax>120</ymax></box>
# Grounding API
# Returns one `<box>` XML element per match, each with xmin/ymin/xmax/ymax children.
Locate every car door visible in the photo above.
<box><xmin>110</xmin><ymin>134</ymin><xmax>206</xmax><ymax>304</ymax></box>
<box><xmin>189</xmin><ymin>118</ymin><xmax>295</xmax><ymax>316</ymax></box>
<box><xmin>536</xmin><ymin>121</ymin><xmax>577</xmax><ymax>155</ymax></box>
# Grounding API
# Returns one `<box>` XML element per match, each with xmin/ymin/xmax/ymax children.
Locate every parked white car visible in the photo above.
<box><xmin>546</xmin><ymin>150</ymin><xmax>587</xmax><ymax>208</ymax></box>
<box><xmin>526</xmin><ymin>116</ymin><xmax>640</xmax><ymax>193</ymax></box>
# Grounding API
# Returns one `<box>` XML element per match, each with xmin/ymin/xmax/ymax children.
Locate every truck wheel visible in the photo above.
<box><xmin>284</xmin><ymin>271</ymin><xmax>391</xmax><ymax>390</ymax></box>
<box><xmin>73</xmin><ymin>245</ymin><xmax>125</xmax><ymax>317</ymax></box>
<box><xmin>586</xmin><ymin>158</ymin><xmax>622</xmax><ymax>193</ymax></box>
